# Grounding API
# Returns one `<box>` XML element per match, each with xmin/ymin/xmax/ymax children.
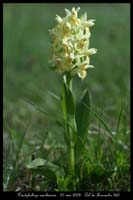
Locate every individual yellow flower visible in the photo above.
<box><xmin>49</xmin><ymin>7</ymin><xmax>97</xmax><ymax>79</ymax></box>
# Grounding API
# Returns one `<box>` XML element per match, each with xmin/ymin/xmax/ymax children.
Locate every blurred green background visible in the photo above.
<box><xmin>3</xmin><ymin>2</ymin><xmax>130</xmax><ymax>142</ymax></box>
<box><xmin>4</xmin><ymin>3</ymin><xmax>130</xmax><ymax>132</ymax></box>
<box><xmin>3</xmin><ymin>3</ymin><xmax>130</xmax><ymax>191</ymax></box>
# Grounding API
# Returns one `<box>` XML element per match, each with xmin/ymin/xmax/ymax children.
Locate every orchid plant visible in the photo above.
<box><xmin>49</xmin><ymin>7</ymin><xmax>97</xmax><ymax>178</ymax></box>
<box><xmin>27</xmin><ymin>7</ymin><xmax>97</xmax><ymax>191</ymax></box>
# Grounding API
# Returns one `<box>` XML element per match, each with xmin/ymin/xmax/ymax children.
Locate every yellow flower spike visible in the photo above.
<box><xmin>49</xmin><ymin>7</ymin><xmax>97</xmax><ymax>79</ymax></box>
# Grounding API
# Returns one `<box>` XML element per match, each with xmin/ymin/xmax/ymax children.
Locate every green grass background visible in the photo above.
<box><xmin>3</xmin><ymin>3</ymin><xmax>130</xmax><ymax>191</ymax></box>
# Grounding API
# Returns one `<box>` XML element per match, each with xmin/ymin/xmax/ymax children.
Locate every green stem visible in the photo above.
<box><xmin>63</xmin><ymin>72</ymin><xmax>75</xmax><ymax>176</ymax></box>
<box><xmin>68</xmin><ymin>141</ymin><xmax>75</xmax><ymax>175</ymax></box>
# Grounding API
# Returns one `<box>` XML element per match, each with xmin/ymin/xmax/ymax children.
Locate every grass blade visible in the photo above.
<box><xmin>116</xmin><ymin>101</ymin><xmax>126</xmax><ymax>134</ymax></box>
<box><xmin>48</xmin><ymin>91</ymin><xmax>60</xmax><ymax>101</ymax></box>
<box><xmin>23</xmin><ymin>97</ymin><xmax>49</xmax><ymax>116</ymax></box>
<box><xmin>82</xmin><ymin>102</ymin><xmax>116</xmax><ymax>143</ymax></box>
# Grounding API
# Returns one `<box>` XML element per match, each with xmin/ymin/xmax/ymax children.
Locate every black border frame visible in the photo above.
<box><xmin>2</xmin><ymin>1</ymin><xmax>132</xmax><ymax>198</ymax></box>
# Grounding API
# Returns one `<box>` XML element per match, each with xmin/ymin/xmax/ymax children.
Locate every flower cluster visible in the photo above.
<box><xmin>49</xmin><ymin>7</ymin><xmax>97</xmax><ymax>79</ymax></box>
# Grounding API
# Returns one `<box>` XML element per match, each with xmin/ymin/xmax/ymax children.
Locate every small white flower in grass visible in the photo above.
<box><xmin>49</xmin><ymin>7</ymin><xmax>97</xmax><ymax>79</ymax></box>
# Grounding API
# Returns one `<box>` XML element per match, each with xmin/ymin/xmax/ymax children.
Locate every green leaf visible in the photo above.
<box><xmin>27</xmin><ymin>158</ymin><xmax>64</xmax><ymax>182</ymax></box>
<box><xmin>75</xmin><ymin>89</ymin><xmax>90</xmax><ymax>140</ymax></box>
<box><xmin>75</xmin><ymin>89</ymin><xmax>90</xmax><ymax>163</ymax></box>
<box><xmin>27</xmin><ymin>158</ymin><xmax>58</xmax><ymax>170</ymax></box>
<box><xmin>61</xmin><ymin>82</ymin><xmax>75</xmax><ymax>120</ymax></box>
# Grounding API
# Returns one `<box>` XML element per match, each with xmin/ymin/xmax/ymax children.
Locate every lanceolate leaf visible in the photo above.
<box><xmin>75</xmin><ymin>89</ymin><xmax>91</xmax><ymax>140</ymax></box>
<box><xmin>75</xmin><ymin>89</ymin><xmax>90</xmax><ymax>162</ymax></box>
